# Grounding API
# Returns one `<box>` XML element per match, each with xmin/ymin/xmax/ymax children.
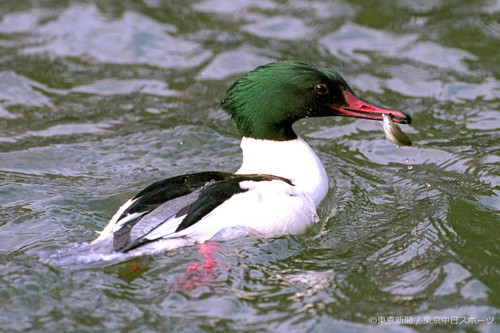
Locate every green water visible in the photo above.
<box><xmin>0</xmin><ymin>0</ymin><xmax>498</xmax><ymax>332</ymax></box>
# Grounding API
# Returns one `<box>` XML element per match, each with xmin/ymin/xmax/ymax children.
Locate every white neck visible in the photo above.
<box><xmin>235</xmin><ymin>137</ymin><xmax>328</xmax><ymax>205</ymax></box>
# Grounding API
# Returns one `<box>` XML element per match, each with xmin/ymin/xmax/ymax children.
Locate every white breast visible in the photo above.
<box><xmin>235</xmin><ymin>136</ymin><xmax>329</xmax><ymax>206</ymax></box>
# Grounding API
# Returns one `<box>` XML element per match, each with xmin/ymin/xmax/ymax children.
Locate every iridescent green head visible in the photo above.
<box><xmin>221</xmin><ymin>61</ymin><xmax>411</xmax><ymax>141</ymax></box>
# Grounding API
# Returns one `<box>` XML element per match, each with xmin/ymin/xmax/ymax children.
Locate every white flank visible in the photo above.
<box><xmin>169</xmin><ymin>178</ymin><xmax>319</xmax><ymax>242</ymax></box>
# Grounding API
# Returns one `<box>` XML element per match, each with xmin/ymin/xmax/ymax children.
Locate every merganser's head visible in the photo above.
<box><xmin>220</xmin><ymin>61</ymin><xmax>411</xmax><ymax>141</ymax></box>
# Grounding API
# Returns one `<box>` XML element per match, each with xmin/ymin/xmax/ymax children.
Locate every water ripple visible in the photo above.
<box><xmin>11</xmin><ymin>4</ymin><xmax>212</xmax><ymax>69</ymax></box>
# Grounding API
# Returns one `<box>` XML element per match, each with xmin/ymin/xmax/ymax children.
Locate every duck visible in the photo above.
<box><xmin>56</xmin><ymin>61</ymin><xmax>411</xmax><ymax>265</ymax></box>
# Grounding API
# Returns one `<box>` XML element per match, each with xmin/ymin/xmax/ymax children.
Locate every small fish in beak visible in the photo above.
<box><xmin>382</xmin><ymin>114</ymin><xmax>412</xmax><ymax>146</ymax></box>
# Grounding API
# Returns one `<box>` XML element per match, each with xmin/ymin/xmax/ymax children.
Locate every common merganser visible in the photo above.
<box><xmin>51</xmin><ymin>61</ymin><xmax>411</xmax><ymax>266</ymax></box>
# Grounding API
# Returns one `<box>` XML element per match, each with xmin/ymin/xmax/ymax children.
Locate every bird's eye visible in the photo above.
<box><xmin>314</xmin><ymin>83</ymin><xmax>329</xmax><ymax>95</ymax></box>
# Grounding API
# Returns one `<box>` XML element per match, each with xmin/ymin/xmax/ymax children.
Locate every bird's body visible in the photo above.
<box><xmin>47</xmin><ymin>61</ymin><xmax>411</xmax><ymax>267</ymax></box>
<box><xmin>93</xmin><ymin>136</ymin><xmax>327</xmax><ymax>252</ymax></box>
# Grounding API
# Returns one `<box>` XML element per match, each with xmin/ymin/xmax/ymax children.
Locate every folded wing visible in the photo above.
<box><xmin>111</xmin><ymin>172</ymin><xmax>292</xmax><ymax>252</ymax></box>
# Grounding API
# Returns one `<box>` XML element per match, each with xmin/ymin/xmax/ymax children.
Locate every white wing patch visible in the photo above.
<box><xmin>142</xmin><ymin>214</ymin><xmax>186</xmax><ymax>241</ymax></box>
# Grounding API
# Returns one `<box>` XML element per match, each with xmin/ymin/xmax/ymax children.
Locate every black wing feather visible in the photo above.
<box><xmin>174</xmin><ymin>177</ymin><xmax>248</xmax><ymax>232</ymax></box>
<box><xmin>116</xmin><ymin>173</ymin><xmax>293</xmax><ymax>253</ymax></box>
<box><xmin>112</xmin><ymin>214</ymin><xmax>145</xmax><ymax>251</ymax></box>
<box><xmin>121</xmin><ymin>171</ymin><xmax>233</xmax><ymax>218</ymax></box>
<box><xmin>112</xmin><ymin>171</ymin><xmax>233</xmax><ymax>251</ymax></box>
